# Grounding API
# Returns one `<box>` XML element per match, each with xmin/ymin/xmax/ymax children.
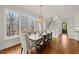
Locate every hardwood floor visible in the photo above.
<box><xmin>42</xmin><ymin>34</ymin><xmax>79</xmax><ymax>54</ymax></box>
<box><xmin>0</xmin><ymin>34</ymin><xmax>79</xmax><ymax>54</ymax></box>
<box><xmin>0</xmin><ymin>44</ymin><xmax>21</xmax><ymax>54</ymax></box>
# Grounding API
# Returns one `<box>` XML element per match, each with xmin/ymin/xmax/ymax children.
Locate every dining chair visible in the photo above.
<box><xmin>36</xmin><ymin>38</ymin><xmax>45</xmax><ymax>53</ymax></box>
<box><xmin>48</xmin><ymin>33</ymin><xmax>52</xmax><ymax>44</ymax></box>
<box><xmin>44</xmin><ymin>34</ymin><xmax>49</xmax><ymax>48</ymax></box>
<box><xmin>20</xmin><ymin>33</ymin><xmax>32</xmax><ymax>54</ymax></box>
<box><xmin>44</xmin><ymin>32</ymin><xmax>52</xmax><ymax>47</ymax></box>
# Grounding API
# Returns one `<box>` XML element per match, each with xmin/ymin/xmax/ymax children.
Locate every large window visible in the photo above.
<box><xmin>20</xmin><ymin>15</ymin><xmax>35</xmax><ymax>33</ymax></box>
<box><xmin>6</xmin><ymin>10</ymin><xmax>35</xmax><ymax>37</ymax></box>
<box><xmin>6</xmin><ymin>10</ymin><xmax>19</xmax><ymax>37</ymax></box>
<box><xmin>20</xmin><ymin>15</ymin><xmax>28</xmax><ymax>33</ymax></box>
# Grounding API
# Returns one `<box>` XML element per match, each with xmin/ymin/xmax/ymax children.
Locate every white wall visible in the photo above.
<box><xmin>0</xmin><ymin>5</ymin><xmax>35</xmax><ymax>50</ymax></box>
<box><xmin>0</xmin><ymin>6</ymin><xmax>5</xmax><ymax>42</ymax></box>
<box><xmin>51</xmin><ymin>18</ymin><xmax>62</xmax><ymax>38</ymax></box>
<box><xmin>67</xmin><ymin>15</ymin><xmax>75</xmax><ymax>39</ymax></box>
<box><xmin>0</xmin><ymin>37</ymin><xmax>20</xmax><ymax>50</ymax></box>
<box><xmin>74</xmin><ymin>14</ymin><xmax>79</xmax><ymax>41</ymax></box>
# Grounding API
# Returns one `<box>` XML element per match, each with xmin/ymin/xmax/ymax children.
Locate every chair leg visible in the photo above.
<box><xmin>27</xmin><ymin>51</ymin><xmax>28</xmax><ymax>54</ymax></box>
<box><xmin>21</xmin><ymin>48</ymin><xmax>23</xmax><ymax>54</ymax></box>
<box><xmin>21</xmin><ymin>48</ymin><xmax>29</xmax><ymax>54</ymax></box>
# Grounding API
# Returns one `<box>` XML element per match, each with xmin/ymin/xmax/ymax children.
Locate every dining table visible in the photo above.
<box><xmin>28</xmin><ymin>33</ymin><xmax>43</xmax><ymax>46</ymax></box>
<box><xmin>42</xmin><ymin>32</ymin><xmax>47</xmax><ymax>36</ymax></box>
<box><xmin>29</xmin><ymin>33</ymin><xmax>42</xmax><ymax>41</ymax></box>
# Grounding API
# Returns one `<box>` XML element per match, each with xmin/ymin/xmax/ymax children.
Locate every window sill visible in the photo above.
<box><xmin>6</xmin><ymin>35</ymin><xmax>20</xmax><ymax>40</ymax></box>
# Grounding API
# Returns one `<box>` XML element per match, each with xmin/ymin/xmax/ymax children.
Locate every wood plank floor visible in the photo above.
<box><xmin>0</xmin><ymin>34</ymin><xmax>79</xmax><ymax>54</ymax></box>
<box><xmin>0</xmin><ymin>44</ymin><xmax>21</xmax><ymax>54</ymax></box>
<box><xmin>42</xmin><ymin>34</ymin><xmax>79</xmax><ymax>54</ymax></box>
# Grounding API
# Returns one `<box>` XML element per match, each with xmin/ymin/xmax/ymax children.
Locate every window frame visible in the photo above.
<box><xmin>5</xmin><ymin>9</ymin><xmax>30</xmax><ymax>39</ymax></box>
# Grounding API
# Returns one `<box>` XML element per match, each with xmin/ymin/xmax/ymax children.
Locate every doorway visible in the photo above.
<box><xmin>62</xmin><ymin>22</ymin><xmax>67</xmax><ymax>34</ymax></box>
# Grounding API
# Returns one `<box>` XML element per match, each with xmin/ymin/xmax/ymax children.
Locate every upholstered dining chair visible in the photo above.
<box><xmin>48</xmin><ymin>33</ymin><xmax>52</xmax><ymax>44</ymax></box>
<box><xmin>36</xmin><ymin>38</ymin><xmax>45</xmax><ymax>53</ymax></box>
<box><xmin>20</xmin><ymin>33</ymin><xmax>32</xmax><ymax>54</ymax></box>
<box><xmin>44</xmin><ymin>34</ymin><xmax>49</xmax><ymax>47</ymax></box>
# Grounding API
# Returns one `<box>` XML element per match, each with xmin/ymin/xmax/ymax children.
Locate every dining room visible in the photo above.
<box><xmin>0</xmin><ymin>5</ymin><xmax>79</xmax><ymax>54</ymax></box>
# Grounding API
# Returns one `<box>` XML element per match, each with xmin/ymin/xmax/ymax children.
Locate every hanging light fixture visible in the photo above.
<box><xmin>36</xmin><ymin>5</ymin><xmax>44</xmax><ymax>23</ymax></box>
<box><xmin>35</xmin><ymin>5</ymin><xmax>44</xmax><ymax>33</ymax></box>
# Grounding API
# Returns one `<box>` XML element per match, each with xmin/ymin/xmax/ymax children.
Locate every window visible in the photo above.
<box><xmin>20</xmin><ymin>16</ymin><xmax>35</xmax><ymax>33</ymax></box>
<box><xmin>6</xmin><ymin>10</ymin><xmax>19</xmax><ymax>37</ymax></box>
<box><xmin>20</xmin><ymin>15</ymin><xmax>28</xmax><ymax>33</ymax></box>
<box><xmin>6</xmin><ymin>9</ymin><xmax>35</xmax><ymax>37</ymax></box>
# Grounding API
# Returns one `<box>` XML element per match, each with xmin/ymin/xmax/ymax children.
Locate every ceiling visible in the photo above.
<box><xmin>17</xmin><ymin>5</ymin><xmax>79</xmax><ymax>17</ymax></box>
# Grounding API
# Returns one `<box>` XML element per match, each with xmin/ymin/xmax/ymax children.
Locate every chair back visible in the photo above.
<box><xmin>20</xmin><ymin>33</ymin><xmax>31</xmax><ymax>52</ymax></box>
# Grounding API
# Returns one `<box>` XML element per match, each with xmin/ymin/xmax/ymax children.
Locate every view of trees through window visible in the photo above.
<box><xmin>6</xmin><ymin>10</ymin><xmax>19</xmax><ymax>37</ymax></box>
<box><xmin>6</xmin><ymin>10</ymin><xmax>34</xmax><ymax>37</ymax></box>
<box><xmin>20</xmin><ymin>15</ymin><xmax>28</xmax><ymax>33</ymax></box>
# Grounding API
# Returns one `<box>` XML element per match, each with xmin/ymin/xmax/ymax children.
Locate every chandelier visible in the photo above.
<box><xmin>36</xmin><ymin>5</ymin><xmax>44</xmax><ymax>23</ymax></box>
